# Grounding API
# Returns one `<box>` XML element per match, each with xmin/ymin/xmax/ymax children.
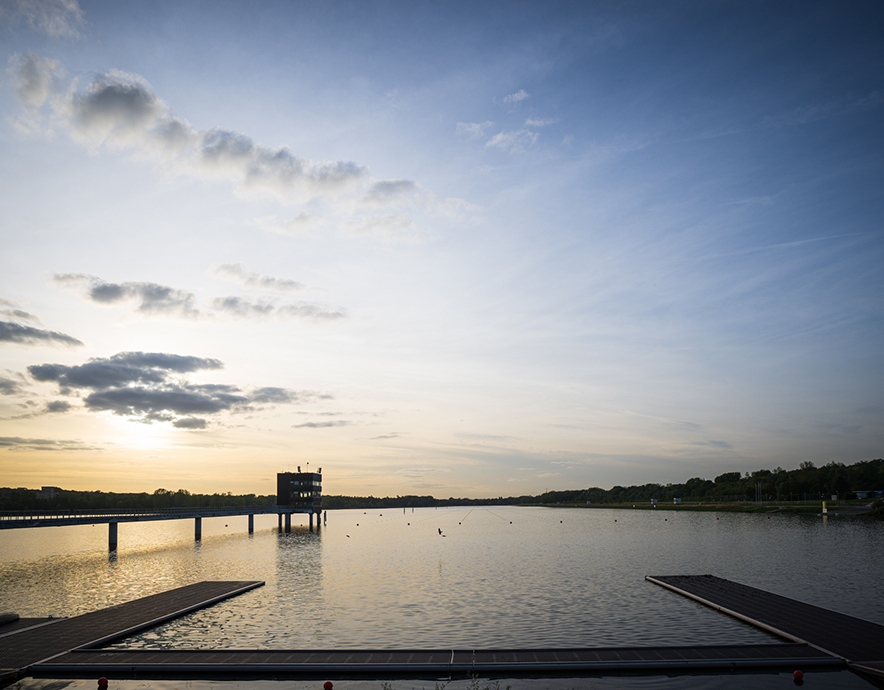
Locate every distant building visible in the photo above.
<box><xmin>277</xmin><ymin>470</ymin><xmax>322</xmax><ymax>513</ymax></box>
<box><xmin>673</xmin><ymin>498</ymin><xmax>682</xmax><ymax>505</ymax></box>
<box><xmin>37</xmin><ymin>486</ymin><xmax>62</xmax><ymax>500</ymax></box>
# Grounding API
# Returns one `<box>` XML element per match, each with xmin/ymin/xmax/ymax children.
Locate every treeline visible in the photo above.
<box><xmin>2</xmin><ymin>458</ymin><xmax>882</xmax><ymax>512</ymax></box>
<box><xmin>0</xmin><ymin>487</ymin><xmax>276</xmax><ymax>511</ymax></box>
<box><xmin>525</xmin><ymin>458</ymin><xmax>884</xmax><ymax>505</ymax></box>
<box><xmin>324</xmin><ymin>458</ymin><xmax>884</xmax><ymax>509</ymax></box>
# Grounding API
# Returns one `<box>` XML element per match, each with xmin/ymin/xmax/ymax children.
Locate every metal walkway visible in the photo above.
<box><xmin>646</xmin><ymin>574</ymin><xmax>884</xmax><ymax>679</ymax></box>
<box><xmin>32</xmin><ymin>643</ymin><xmax>841</xmax><ymax>679</ymax></box>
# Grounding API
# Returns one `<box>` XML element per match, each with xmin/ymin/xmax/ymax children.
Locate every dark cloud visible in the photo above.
<box><xmin>83</xmin><ymin>386</ymin><xmax>247</xmax><ymax>416</ymax></box>
<box><xmin>0</xmin><ymin>436</ymin><xmax>97</xmax><ymax>452</ymax></box>
<box><xmin>0</xmin><ymin>375</ymin><xmax>25</xmax><ymax>395</ymax></box>
<box><xmin>29</xmin><ymin>352</ymin><xmax>222</xmax><ymax>392</ymax></box>
<box><xmin>27</xmin><ymin>351</ymin><xmax>309</xmax><ymax>428</ymax></box>
<box><xmin>55</xmin><ymin>274</ymin><xmax>199</xmax><ymax>317</ymax></box>
<box><xmin>45</xmin><ymin>400</ymin><xmax>72</xmax><ymax>413</ymax></box>
<box><xmin>173</xmin><ymin>417</ymin><xmax>208</xmax><ymax>429</ymax></box>
<box><xmin>292</xmin><ymin>420</ymin><xmax>351</xmax><ymax>429</ymax></box>
<box><xmin>0</xmin><ymin>320</ymin><xmax>83</xmax><ymax>347</ymax></box>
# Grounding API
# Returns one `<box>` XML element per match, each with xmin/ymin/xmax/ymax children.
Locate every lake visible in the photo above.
<box><xmin>1</xmin><ymin>505</ymin><xmax>882</xmax><ymax>689</ymax></box>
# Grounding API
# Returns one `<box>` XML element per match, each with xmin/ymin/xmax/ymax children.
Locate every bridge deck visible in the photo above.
<box><xmin>32</xmin><ymin>643</ymin><xmax>841</xmax><ymax>679</ymax></box>
<box><xmin>0</xmin><ymin>580</ymin><xmax>263</xmax><ymax>680</ymax></box>
<box><xmin>646</xmin><ymin>574</ymin><xmax>884</xmax><ymax>673</ymax></box>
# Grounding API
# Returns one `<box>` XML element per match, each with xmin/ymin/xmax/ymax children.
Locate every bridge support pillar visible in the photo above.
<box><xmin>108</xmin><ymin>522</ymin><xmax>118</xmax><ymax>552</ymax></box>
<box><xmin>309</xmin><ymin>512</ymin><xmax>314</xmax><ymax>531</ymax></box>
<box><xmin>248</xmin><ymin>514</ymin><xmax>254</xmax><ymax>534</ymax></box>
<box><xmin>284</xmin><ymin>513</ymin><xmax>291</xmax><ymax>532</ymax></box>
<box><xmin>195</xmin><ymin>517</ymin><xmax>202</xmax><ymax>541</ymax></box>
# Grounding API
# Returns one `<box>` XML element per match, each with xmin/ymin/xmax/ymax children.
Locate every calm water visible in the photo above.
<box><xmin>1</xmin><ymin>506</ymin><xmax>882</xmax><ymax>689</ymax></box>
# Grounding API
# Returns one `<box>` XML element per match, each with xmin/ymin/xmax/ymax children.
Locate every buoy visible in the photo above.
<box><xmin>793</xmin><ymin>670</ymin><xmax>803</xmax><ymax>680</ymax></box>
<box><xmin>98</xmin><ymin>679</ymin><xmax>108</xmax><ymax>689</ymax></box>
<box><xmin>324</xmin><ymin>682</ymin><xmax>334</xmax><ymax>690</ymax></box>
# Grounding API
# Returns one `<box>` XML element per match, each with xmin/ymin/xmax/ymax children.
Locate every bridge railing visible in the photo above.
<box><xmin>0</xmin><ymin>506</ymin><xmax>283</xmax><ymax>522</ymax></box>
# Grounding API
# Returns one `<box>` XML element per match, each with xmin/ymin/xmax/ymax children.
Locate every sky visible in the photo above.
<box><xmin>1</xmin><ymin>0</ymin><xmax>882</xmax><ymax>499</ymax></box>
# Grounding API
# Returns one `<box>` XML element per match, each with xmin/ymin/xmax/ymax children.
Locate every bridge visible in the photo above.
<box><xmin>0</xmin><ymin>470</ymin><xmax>323</xmax><ymax>551</ymax></box>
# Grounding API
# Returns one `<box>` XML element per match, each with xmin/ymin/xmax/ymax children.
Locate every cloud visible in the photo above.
<box><xmin>525</xmin><ymin>116</ymin><xmax>556</xmax><ymax>127</ymax></box>
<box><xmin>0</xmin><ymin>298</ymin><xmax>40</xmax><ymax>322</ymax></box>
<box><xmin>0</xmin><ymin>375</ymin><xmax>25</xmax><ymax>395</ymax></box>
<box><xmin>502</xmin><ymin>89</ymin><xmax>529</xmax><ymax>106</ymax></box>
<box><xmin>9</xmin><ymin>57</ymin><xmax>367</xmax><ymax>204</ymax></box>
<box><xmin>362</xmin><ymin>179</ymin><xmax>418</xmax><ymax>207</ymax></box>
<box><xmin>456</xmin><ymin>121</ymin><xmax>494</xmax><ymax>139</ymax></box>
<box><xmin>212</xmin><ymin>296</ymin><xmax>346</xmax><ymax>320</ymax></box>
<box><xmin>292</xmin><ymin>420</ymin><xmax>351</xmax><ymax>429</ymax></box>
<box><xmin>45</xmin><ymin>399</ymin><xmax>72</xmax><ymax>413</ymax></box>
<box><xmin>0</xmin><ymin>0</ymin><xmax>84</xmax><ymax>37</ymax></box>
<box><xmin>27</xmin><ymin>351</ymin><xmax>312</xmax><ymax>428</ymax></box>
<box><xmin>0</xmin><ymin>320</ymin><xmax>83</xmax><ymax>346</ymax></box>
<box><xmin>486</xmin><ymin>129</ymin><xmax>539</xmax><ymax>152</ymax></box>
<box><xmin>214</xmin><ymin>264</ymin><xmax>306</xmax><ymax>292</ymax></box>
<box><xmin>29</xmin><ymin>352</ymin><xmax>223</xmax><ymax>391</ymax></box>
<box><xmin>6</xmin><ymin>52</ymin><xmax>65</xmax><ymax>134</ymax></box>
<box><xmin>0</xmin><ymin>436</ymin><xmax>98</xmax><ymax>451</ymax></box>
<box><xmin>173</xmin><ymin>416</ymin><xmax>207</xmax><ymax>429</ymax></box>
<box><xmin>54</xmin><ymin>273</ymin><xmax>200</xmax><ymax>317</ymax></box>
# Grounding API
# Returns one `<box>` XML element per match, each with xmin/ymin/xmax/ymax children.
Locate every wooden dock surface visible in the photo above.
<box><xmin>646</xmin><ymin>575</ymin><xmax>884</xmax><ymax>667</ymax></box>
<box><xmin>0</xmin><ymin>580</ymin><xmax>262</xmax><ymax>681</ymax></box>
<box><xmin>32</xmin><ymin>643</ymin><xmax>842</xmax><ymax>679</ymax></box>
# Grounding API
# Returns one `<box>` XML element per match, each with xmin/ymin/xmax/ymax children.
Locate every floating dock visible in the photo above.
<box><xmin>646</xmin><ymin>574</ymin><xmax>884</xmax><ymax>681</ymax></box>
<box><xmin>0</xmin><ymin>580</ymin><xmax>263</xmax><ymax>685</ymax></box>
<box><xmin>3</xmin><ymin>575</ymin><xmax>882</xmax><ymax>684</ymax></box>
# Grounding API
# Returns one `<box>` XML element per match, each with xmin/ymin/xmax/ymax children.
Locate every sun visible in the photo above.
<box><xmin>104</xmin><ymin>415</ymin><xmax>175</xmax><ymax>451</ymax></box>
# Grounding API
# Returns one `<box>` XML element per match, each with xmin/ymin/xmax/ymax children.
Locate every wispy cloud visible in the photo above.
<box><xmin>212</xmin><ymin>296</ymin><xmax>346</xmax><ymax>320</ymax></box>
<box><xmin>502</xmin><ymin>89</ymin><xmax>529</xmax><ymax>106</ymax></box>
<box><xmin>214</xmin><ymin>264</ymin><xmax>306</xmax><ymax>292</ymax></box>
<box><xmin>486</xmin><ymin>129</ymin><xmax>539</xmax><ymax>152</ymax></box>
<box><xmin>292</xmin><ymin>420</ymin><xmax>351</xmax><ymax>429</ymax></box>
<box><xmin>456</xmin><ymin>121</ymin><xmax>494</xmax><ymax>139</ymax></box>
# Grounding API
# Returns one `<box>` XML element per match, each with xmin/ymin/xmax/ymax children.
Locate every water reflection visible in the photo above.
<box><xmin>2</xmin><ymin>507</ymin><xmax>882</xmax><ymax>653</ymax></box>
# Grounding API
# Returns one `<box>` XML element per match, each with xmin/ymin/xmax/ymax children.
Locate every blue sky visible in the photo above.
<box><xmin>1</xmin><ymin>0</ymin><xmax>882</xmax><ymax>497</ymax></box>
